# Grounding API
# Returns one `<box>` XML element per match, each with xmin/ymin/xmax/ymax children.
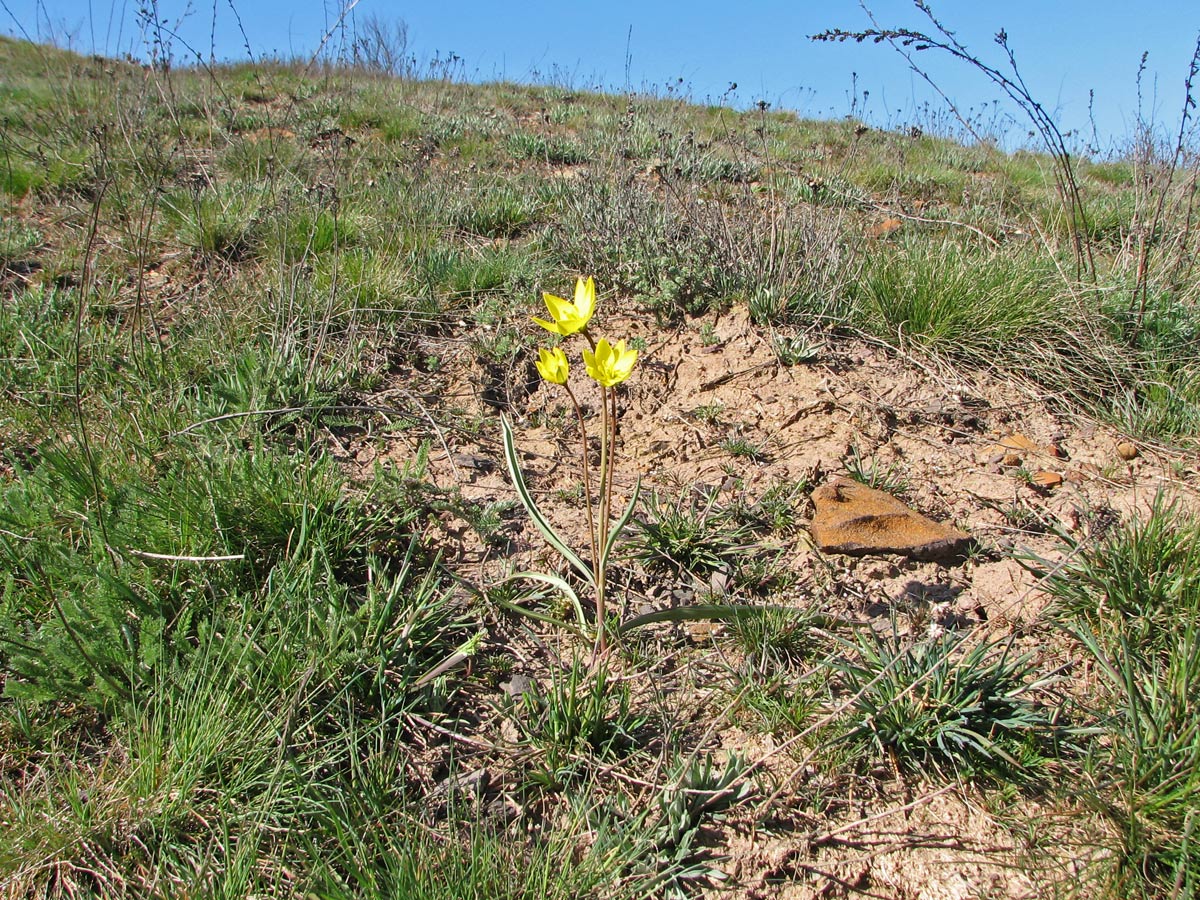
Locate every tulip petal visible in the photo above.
<box><xmin>532</xmin><ymin>315</ymin><xmax>565</xmax><ymax>335</ymax></box>
<box><xmin>575</xmin><ymin>277</ymin><xmax>596</xmax><ymax>319</ymax></box>
<box><xmin>542</xmin><ymin>292</ymin><xmax>573</xmax><ymax>320</ymax></box>
<box><xmin>536</xmin><ymin>347</ymin><xmax>569</xmax><ymax>384</ymax></box>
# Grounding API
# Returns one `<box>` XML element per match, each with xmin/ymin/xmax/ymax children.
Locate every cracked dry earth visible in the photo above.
<box><xmin>340</xmin><ymin>302</ymin><xmax>1198</xmax><ymax>899</ymax></box>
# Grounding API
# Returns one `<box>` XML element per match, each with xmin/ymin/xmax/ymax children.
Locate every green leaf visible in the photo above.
<box><xmin>501</xmin><ymin>416</ymin><xmax>596</xmax><ymax>588</ymax></box>
<box><xmin>601</xmin><ymin>477</ymin><xmax>641</xmax><ymax>568</ymax></box>
<box><xmin>491</xmin><ymin>570</ymin><xmax>590</xmax><ymax>636</ymax></box>
<box><xmin>620</xmin><ymin>603</ymin><xmax>835</xmax><ymax>633</ymax></box>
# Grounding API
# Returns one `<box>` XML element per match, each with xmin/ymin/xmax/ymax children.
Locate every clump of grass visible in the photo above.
<box><xmin>1074</xmin><ymin>623</ymin><xmax>1200</xmax><ymax>899</ymax></box>
<box><xmin>844</xmin><ymin>444</ymin><xmax>908</xmax><ymax>496</ymax></box>
<box><xmin>719</xmin><ymin>435</ymin><xmax>769</xmax><ymax>463</ymax></box>
<box><xmin>271</xmin><ymin>207</ymin><xmax>361</xmax><ymax>263</ymax></box>
<box><xmin>451</xmin><ymin>181</ymin><xmax>539</xmax><ymax>238</ymax></box>
<box><xmin>629</xmin><ymin>490</ymin><xmax>758</xmax><ymax>579</ymax></box>
<box><xmin>0</xmin><ymin>218</ymin><xmax>41</xmax><ymax>264</ymax></box>
<box><xmin>729</xmin><ymin>604</ymin><xmax>828</xmax><ymax>671</ymax></box>
<box><xmin>512</xmin><ymin>658</ymin><xmax>645</xmax><ymax>787</ymax></box>
<box><xmin>728</xmin><ymin>478</ymin><xmax>811</xmax><ymax>535</ymax></box>
<box><xmin>417</xmin><ymin>243</ymin><xmax>536</xmax><ymax>298</ymax></box>
<box><xmin>506</xmin><ymin>132</ymin><xmax>590</xmax><ymax>165</ymax></box>
<box><xmin>739</xmin><ymin>673</ymin><xmax>826</xmax><ymax>734</ymax></box>
<box><xmin>1107</xmin><ymin>363</ymin><xmax>1200</xmax><ymax>441</ymax></box>
<box><xmin>162</xmin><ymin>184</ymin><xmax>268</xmax><ymax>262</ymax></box>
<box><xmin>850</xmin><ymin>241</ymin><xmax>1063</xmax><ymax>363</ymax></box>
<box><xmin>833</xmin><ymin>626</ymin><xmax>1055</xmax><ymax>780</ymax></box>
<box><xmin>1030</xmin><ymin>496</ymin><xmax>1200</xmax><ymax>897</ymax></box>
<box><xmin>629</xmin><ymin>488</ymin><xmax>793</xmax><ymax>598</ymax></box>
<box><xmin>1034</xmin><ymin>495</ymin><xmax>1200</xmax><ymax>653</ymax></box>
<box><xmin>771</xmin><ymin>332</ymin><xmax>823</xmax><ymax>366</ymax></box>
<box><xmin>688</xmin><ymin>401</ymin><xmax>725</xmax><ymax>425</ymax></box>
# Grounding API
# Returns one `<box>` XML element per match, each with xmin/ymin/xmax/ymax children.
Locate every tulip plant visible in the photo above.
<box><xmin>501</xmin><ymin>277</ymin><xmax>640</xmax><ymax>656</ymax></box>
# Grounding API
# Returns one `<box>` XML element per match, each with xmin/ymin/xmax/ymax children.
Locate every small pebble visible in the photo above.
<box><xmin>1116</xmin><ymin>441</ymin><xmax>1139</xmax><ymax>461</ymax></box>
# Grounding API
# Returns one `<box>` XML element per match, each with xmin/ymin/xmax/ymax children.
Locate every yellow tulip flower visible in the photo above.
<box><xmin>583</xmin><ymin>338</ymin><xmax>638</xmax><ymax>387</ymax></box>
<box><xmin>535</xmin><ymin>347</ymin><xmax>570</xmax><ymax>385</ymax></box>
<box><xmin>532</xmin><ymin>276</ymin><xmax>596</xmax><ymax>336</ymax></box>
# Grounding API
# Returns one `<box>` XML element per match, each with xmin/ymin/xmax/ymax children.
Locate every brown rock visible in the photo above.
<box><xmin>986</xmin><ymin>432</ymin><xmax>1069</xmax><ymax>466</ymax></box>
<box><xmin>998</xmin><ymin>433</ymin><xmax>1039</xmax><ymax>452</ymax></box>
<box><xmin>869</xmin><ymin>217</ymin><xmax>904</xmax><ymax>239</ymax></box>
<box><xmin>810</xmin><ymin>478</ymin><xmax>971</xmax><ymax>561</ymax></box>
<box><xmin>984</xmin><ymin>432</ymin><xmax>1037</xmax><ymax>466</ymax></box>
<box><xmin>1116</xmin><ymin>441</ymin><xmax>1139</xmax><ymax>461</ymax></box>
<box><xmin>1030</xmin><ymin>470</ymin><xmax>1063</xmax><ymax>488</ymax></box>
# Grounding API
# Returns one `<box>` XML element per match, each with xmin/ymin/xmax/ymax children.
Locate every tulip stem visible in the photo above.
<box><xmin>565</xmin><ymin>385</ymin><xmax>600</xmax><ymax>588</ymax></box>
<box><xmin>594</xmin><ymin>384</ymin><xmax>611</xmax><ymax>657</ymax></box>
<box><xmin>605</xmin><ymin>385</ymin><xmax>619</xmax><ymax>629</ymax></box>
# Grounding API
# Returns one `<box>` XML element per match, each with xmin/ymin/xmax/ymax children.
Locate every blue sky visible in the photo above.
<box><xmin>3</xmin><ymin>0</ymin><xmax>1198</xmax><ymax>149</ymax></box>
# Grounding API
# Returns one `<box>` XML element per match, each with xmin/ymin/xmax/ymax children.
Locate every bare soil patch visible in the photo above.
<box><xmin>331</xmin><ymin>302</ymin><xmax>1198</xmax><ymax>896</ymax></box>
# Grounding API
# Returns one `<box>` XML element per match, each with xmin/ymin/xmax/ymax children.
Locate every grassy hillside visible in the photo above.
<box><xmin>2</xmin><ymin>34</ymin><xmax>1199</xmax><ymax>898</ymax></box>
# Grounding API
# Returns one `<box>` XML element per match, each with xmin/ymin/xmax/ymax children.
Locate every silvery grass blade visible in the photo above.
<box><xmin>619</xmin><ymin>604</ymin><xmax>760</xmax><ymax>633</ymax></box>
<box><xmin>413</xmin><ymin>631</ymin><xmax>484</xmax><ymax>688</ymax></box>
<box><xmin>501</xmin><ymin>415</ymin><xmax>596</xmax><ymax>588</ymax></box>
<box><xmin>619</xmin><ymin>603</ymin><xmax>845</xmax><ymax>633</ymax></box>
<box><xmin>491</xmin><ymin>571</ymin><xmax>589</xmax><ymax>636</ymax></box>
<box><xmin>602</xmin><ymin>477</ymin><xmax>641</xmax><ymax>567</ymax></box>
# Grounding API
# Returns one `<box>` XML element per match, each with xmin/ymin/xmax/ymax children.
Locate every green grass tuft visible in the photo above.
<box><xmin>833</xmin><ymin>625</ymin><xmax>1056</xmax><ymax>780</ymax></box>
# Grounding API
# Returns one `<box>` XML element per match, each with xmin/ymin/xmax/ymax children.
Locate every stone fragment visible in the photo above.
<box><xmin>451</xmin><ymin>451</ymin><xmax>495</xmax><ymax>472</ymax></box>
<box><xmin>810</xmin><ymin>478</ymin><xmax>971</xmax><ymax>561</ymax></box>
<box><xmin>999</xmin><ymin>433</ymin><xmax>1039</xmax><ymax>452</ymax></box>
<box><xmin>985</xmin><ymin>432</ymin><xmax>1068</xmax><ymax>467</ymax></box>
<box><xmin>1030</xmin><ymin>470</ymin><xmax>1064</xmax><ymax>488</ymax></box>
<box><xmin>985</xmin><ymin>432</ymin><xmax>1037</xmax><ymax>466</ymax></box>
<box><xmin>709</xmin><ymin>566</ymin><xmax>733</xmax><ymax>597</ymax></box>
<box><xmin>1116</xmin><ymin>441</ymin><xmax>1139</xmax><ymax>461</ymax></box>
<box><xmin>501</xmin><ymin>674</ymin><xmax>539</xmax><ymax>702</ymax></box>
<box><xmin>869</xmin><ymin>217</ymin><xmax>903</xmax><ymax>238</ymax></box>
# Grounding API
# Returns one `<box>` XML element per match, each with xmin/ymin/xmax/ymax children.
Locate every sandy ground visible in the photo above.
<box><xmin>336</xmin><ymin>302</ymin><xmax>1196</xmax><ymax>898</ymax></box>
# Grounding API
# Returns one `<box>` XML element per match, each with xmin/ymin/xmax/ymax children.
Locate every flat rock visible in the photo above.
<box><xmin>1030</xmin><ymin>470</ymin><xmax>1064</xmax><ymax>488</ymax></box>
<box><xmin>810</xmin><ymin>478</ymin><xmax>971</xmax><ymax>561</ymax></box>
<box><xmin>869</xmin><ymin>217</ymin><xmax>903</xmax><ymax>238</ymax></box>
<box><xmin>997</xmin><ymin>432</ymin><xmax>1039</xmax><ymax>453</ymax></box>
<box><xmin>983</xmin><ymin>432</ymin><xmax>1037</xmax><ymax>466</ymax></box>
